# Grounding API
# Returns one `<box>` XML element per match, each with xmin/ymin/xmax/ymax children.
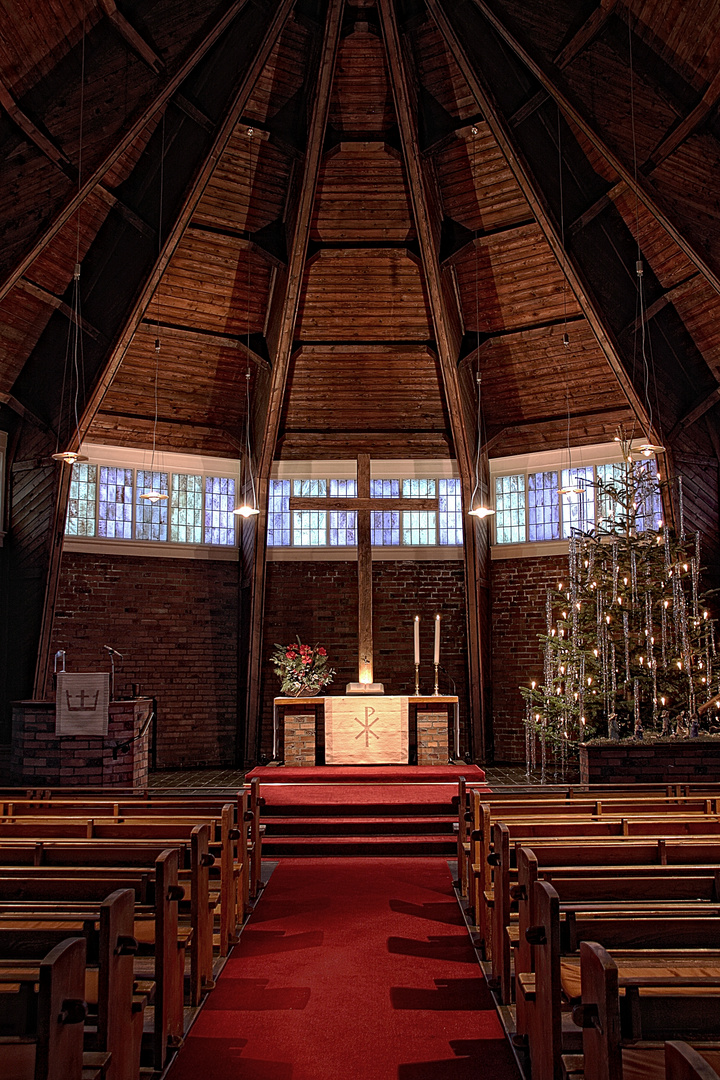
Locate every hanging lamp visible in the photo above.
<box><xmin>468</xmin><ymin>372</ymin><xmax>494</xmax><ymax>519</ymax></box>
<box><xmin>233</xmin><ymin>138</ymin><xmax>260</xmax><ymax>520</ymax></box>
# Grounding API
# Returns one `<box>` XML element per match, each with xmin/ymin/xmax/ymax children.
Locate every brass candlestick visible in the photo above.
<box><xmin>414</xmin><ymin>663</ymin><xmax>420</xmax><ymax>696</ymax></box>
<box><xmin>433</xmin><ymin>663</ymin><xmax>440</xmax><ymax>696</ymax></box>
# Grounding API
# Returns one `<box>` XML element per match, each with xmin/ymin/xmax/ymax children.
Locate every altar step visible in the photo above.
<box><xmin>261</xmin><ymin>834</ymin><xmax>455</xmax><ymax>857</ymax></box>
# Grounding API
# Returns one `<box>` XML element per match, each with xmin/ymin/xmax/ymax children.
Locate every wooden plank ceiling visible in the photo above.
<box><xmin>1</xmin><ymin>0</ymin><xmax>720</xmax><ymax>713</ymax></box>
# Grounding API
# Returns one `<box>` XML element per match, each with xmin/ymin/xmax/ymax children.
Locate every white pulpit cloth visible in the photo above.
<box><xmin>324</xmin><ymin>695</ymin><xmax>409</xmax><ymax>764</ymax></box>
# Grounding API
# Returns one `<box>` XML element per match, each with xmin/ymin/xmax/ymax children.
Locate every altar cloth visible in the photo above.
<box><xmin>324</xmin><ymin>695</ymin><xmax>409</xmax><ymax>765</ymax></box>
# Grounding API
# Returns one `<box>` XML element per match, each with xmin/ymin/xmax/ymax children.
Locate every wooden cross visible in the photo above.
<box><xmin>288</xmin><ymin>454</ymin><xmax>437</xmax><ymax>686</ymax></box>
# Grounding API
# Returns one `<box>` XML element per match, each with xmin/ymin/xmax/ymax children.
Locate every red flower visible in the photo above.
<box><xmin>302</xmin><ymin>655</ymin><xmax>312</xmax><ymax>665</ymax></box>
<box><xmin>286</xmin><ymin>650</ymin><xmax>297</xmax><ymax>659</ymax></box>
<box><xmin>317</xmin><ymin>647</ymin><xmax>327</xmax><ymax>656</ymax></box>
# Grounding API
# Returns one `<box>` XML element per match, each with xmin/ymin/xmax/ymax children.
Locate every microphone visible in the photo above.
<box><xmin>103</xmin><ymin>645</ymin><xmax>124</xmax><ymax>659</ymax></box>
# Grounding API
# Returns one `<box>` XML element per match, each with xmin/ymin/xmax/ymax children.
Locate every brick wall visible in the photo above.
<box><xmin>491</xmin><ymin>554</ymin><xmax>565</xmax><ymax>762</ymax></box>
<box><xmin>260</xmin><ymin>560</ymin><xmax>469</xmax><ymax>760</ymax></box>
<box><xmin>50</xmin><ymin>553</ymin><xmax>239</xmax><ymax>769</ymax></box>
<box><xmin>580</xmin><ymin>740</ymin><xmax>720</xmax><ymax>783</ymax></box>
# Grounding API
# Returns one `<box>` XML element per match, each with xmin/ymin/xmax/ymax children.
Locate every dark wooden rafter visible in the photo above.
<box><xmin>31</xmin><ymin>0</ymin><xmax>297</xmax><ymax>699</ymax></box>
<box><xmin>0</xmin><ymin>79</ymin><xmax>74</xmax><ymax>176</ymax></box>
<box><xmin>0</xmin><ymin>393</ymin><xmax>50</xmax><ymax>432</ymax></box>
<box><xmin>468</xmin><ymin>0</ymin><xmax>720</xmax><ymax>298</ymax></box>
<box><xmin>618</xmin><ymin>273</ymin><xmax>700</xmax><ymax>337</ymax></box>
<box><xmin>244</xmin><ymin>0</ymin><xmax>345</xmax><ymax>764</ymax></box>
<box><xmin>15</xmin><ymin>278</ymin><xmax>105</xmax><ymax>344</ymax></box>
<box><xmin>667</xmin><ymin>388</ymin><xmax>720</xmax><ymax>444</ymax></box>
<box><xmin>553</xmin><ymin>0</ymin><xmax>617</xmax><ymax>70</ymax></box>
<box><xmin>0</xmin><ymin>0</ymin><xmax>251</xmax><ymax>305</ymax></box>
<box><xmin>377</xmin><ymin>0</ymin><xmax>486</xmax><ymax>758</ymax></box>
<box><xmin>645</xmin><ymin>66</ymin><xmax>720</xmax><ymax>172</ymax></box>
<box><xmin>428</xmin><ymin>0</ymin><xmax>654</xmax><ymax>438</ymax></box>
<box><xmin>98</xmin><ymin>0</ymin><xmax>165</xmax><ymax>74</ymax></box>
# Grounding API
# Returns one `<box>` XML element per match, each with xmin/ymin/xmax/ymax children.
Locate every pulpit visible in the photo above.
<box><xmin>274</xmin><ymin>695</ymin><xmax>459</xmax><ymax>766</ymax></box>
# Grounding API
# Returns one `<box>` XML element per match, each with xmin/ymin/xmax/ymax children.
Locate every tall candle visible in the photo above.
<box><xmin>434</xmin><ymin>614</ymin><xmax>441</xmax><ymax>665</ymax></box>
<box><xmin>414</xmin><ymin>616</ymin><xmax>420</xmax><ymax>665</ymax></box>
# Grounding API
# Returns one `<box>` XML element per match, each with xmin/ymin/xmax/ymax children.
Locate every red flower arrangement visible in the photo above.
<box><xmin>272</xmin><ymin>637</ymin><xmax>335</xmax><ymax>695</ymax></box>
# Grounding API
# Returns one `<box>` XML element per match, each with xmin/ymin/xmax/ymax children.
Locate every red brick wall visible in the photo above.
<box><xmin>50</xmin><ymin>553</ymin><xmax>239</xmax><ymax>768</ymax></box>
<box><xmin>260</xmin><ymin>560</ymin><xmax>469</xmax><ymax>760</ymax></box>
<box><xmin>490</xmin><ymin>554</ymin><xmax>565</xmax><ymax>762</ymax></box>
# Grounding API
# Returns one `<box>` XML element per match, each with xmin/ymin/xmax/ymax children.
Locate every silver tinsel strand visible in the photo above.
<box><xmin>623</xmin><ymin>611</ymin><xmax>631</xmax><ymax>682</ymax></box>
<box><xmin>634</xmin><ymin>677</ymin><xmax>642</xmax><ymax>737</ymax></box>
<box><xmin>612</xmin><ymin>543</ymin><xmax>619</xmax><ymax>603</ymax></box>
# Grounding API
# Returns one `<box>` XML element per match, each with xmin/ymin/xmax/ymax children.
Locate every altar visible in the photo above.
<box><xmin>274</xmin><ymin>695</ymin><xmax>459</xmax><ymax>766</ymax></box>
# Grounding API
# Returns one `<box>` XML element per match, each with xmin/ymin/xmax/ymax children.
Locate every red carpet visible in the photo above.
<box><xmin>167</xmin><ymin>859</ymin><xmax>518</xmax><ymax>1080</ymax></box>
<box><xmin>245</xmin><ymin>766</ymin><xmax>487</xmax><ymax>784</ymax></box>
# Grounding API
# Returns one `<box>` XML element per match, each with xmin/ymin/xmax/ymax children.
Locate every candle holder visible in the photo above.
<box><xmin>414</xmin><ymin>663</ymin><xmax>420</xmax><ymax>696</ymax></box>
<box><xmin>433</xmin><ymin>663</ymin><xmax>440</xmax><ymax>696</ymax></box>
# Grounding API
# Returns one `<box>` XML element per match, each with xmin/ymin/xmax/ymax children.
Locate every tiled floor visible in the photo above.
<box><xmin>149</xmin><ymin>763</ymin><xmax>580</xmax><ymax>789</ymax></box>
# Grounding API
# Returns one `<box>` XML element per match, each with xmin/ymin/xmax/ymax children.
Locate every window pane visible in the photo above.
<box><xmin>438</xmin><ymin>478</ymin><xmax>463</xmax><ymax>545</ymax></box>
<box><xmin>495</xmin><ymin>474</ymin><xmax>526</xmax><ymax>543</ymax></box>
<box><xmin>170</xmin><ymin>474</ymin><xmax>202</xmax><ymax>543</ymax></box>
<box><xmin>329</xmin><ymin>479</ymin><xmax>357</xmax><ymax>498</ymax></box>
<box><xmin>402</xmin><ymin>478</ymin><xmax>436</xmax><ymax>498</ymax></box>
<box><xmin>330</xmin><ymin>511</ymin><xmax>357</xmax><ymax>546</ymax></box>
<box><xmin>596</xmin><ymin>462</ymin><xmax>626</xmax><ymax>531</ymax></box>
<box><xmin>635</xmin><ymin>459</ymin><xmax>663</xmax><ymax>531</ymax></box>
<box><xmin>267</xmin><ymin>480</ymin><xmax>290</xmax><ymax>546</ymax></box>
<box><xmin>561</xmin><ymin>466</ymin><xmax>595</xmax><ymax>537</ymax></box>
<box><xmin>371</xmin><ymin>510</ymin><xmax>399</xmax><ymax>545</ymax></box>
<box><xmin>293</xmin><ymin>479</ymin><xmax>326</xmax><ymax>498</ymax></box>
<box><xmin>293</xmin><ymin>510</ymin><xmax>326</xmax><ymax>546</ymax></box>
<box><xmin>66</xmin><ymin>463</ymin><xmax>97</xmax><ymax>537</ymax></box>
<box><xmin>135</xmin><ymin>471</ymin><xmax>168</xmax><ymax>541</ymax></box>
<box><xmin>371</xmin><ymin>480</ymin><xmax>399</xmax><ymax>498</ymax></box>
<box><xmin>98</xmin><ymin>467</ymin><xmax>133</xmax><ymax>539</ymax></box>
<box><xmin>528</xmin><ymin>471</ymin><xmax>559</xmax><ymax>541</ymax></box>
<box><xmin>204</xmin><ymin>476</ymin><xmax>236</xmax><ymax>546</ymax></box>
<box><xmin>402</xmin><ymin>510</ymin><xmax>436</xmax><ymax>545</ymax></box>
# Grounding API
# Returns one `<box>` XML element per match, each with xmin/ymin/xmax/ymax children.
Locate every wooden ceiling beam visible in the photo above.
<box><xmin>0</xmin><ymin>79</ymin><xmax>74</xmax><ymax>178</ymax></box>
<box><xmin>468</xmin><ymin>0</ymin><xmax>720</xmax><ymax>298</ymax></box>
<box><xmin>428</xmin><ymin>0</ymin><xmax>653</xmax><ymax>438</ymax></box>
<box><xmin>139</xmin><ymin>319</ymin><xmax>271</xmax><ymax>368</ymax></box>
<box><xmin>0</xmin><ymin>0</ymin><xmax>251</xmax><ymax>305</ymax></box>
<box><xmin>99</xmin><ymin>0</ymin><xmax>165</xmax><ymax>74</ymax></box>
<box><xmin>618</xmin><ymin>273</ymin><xmax>701</xmax><ymax>337</ymax></box>
<box><xmin>645</xmin><ymin>66</ymin><xmax>720</xmax><ymax>172</ymax></box>
<box><xmin>0</xmin><ymin>393</ymin><xmax>51</xmax><ymax>433</ymax></box>
<box><xmin>96</xmin><ymin>183</ymin><xmax>156</xmax><ymax>240</ymax></box>
<box><xmin>553</xmin><ymin>0</ymin><xmax>617</xmax><ymax>70</ymax></box>
<box><xmin>568</xmin><ymin>181</ymin><xmax>625</xmax><ymax>237</ymax></box>
<box><xmin>666</xmin><ymin>388</ymin><xmax>720</xmax><ymax>444</ymax></box>
<box><xmin>15</xmin><ymin>278</ymin><xmax>106</xmax><ymax>344</ymax></box>
<box><xmin>510</xmin><ymin>89</ymin><xmax>548</xmax><ymax>127</ymax></box>
<box><xmin>96</xmin><ymin>408</ymin><xmax>243</xmax><ymax>450</ymax></box>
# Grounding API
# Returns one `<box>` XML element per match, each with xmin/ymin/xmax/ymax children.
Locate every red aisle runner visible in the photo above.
<box><xmin>168</xmin><ymin>858</ymin><xmax>519</xmax><ymax>1080</ymax></box>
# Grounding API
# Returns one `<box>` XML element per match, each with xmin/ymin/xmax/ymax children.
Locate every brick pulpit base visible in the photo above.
<box><xmin>10</xmin><ymin>699</ymin><xmax>153</xmax><ymax>787</ymax></box>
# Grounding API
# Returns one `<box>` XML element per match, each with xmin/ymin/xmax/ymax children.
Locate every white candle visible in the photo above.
<box><xmin>414</xmin><ymin>616</ymin><xmax>420</xmax><ymax>665</ymax></box>
<box><xmin>434</xmin><ymin>614</ymin><xmax>441</xmax><ymax>665</ymax></box>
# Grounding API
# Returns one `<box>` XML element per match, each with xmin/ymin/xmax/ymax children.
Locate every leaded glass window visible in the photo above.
<box><xmin>371</xmin><ymin>511</ymin><xmax>400</xmax><ymax>545</ymax></box>
<box><xmin>402</xmin><ymin>510</ymin><xmax>436</xmax><ymax>545</ymax></box>
<box><xmin>528</xmin><ymin>471</ymin><xmax>559</xmax><ymax>541</ymax></box>
<box><xmin>66</xmin><ymin>463</ymin><xmax>97</xmax><ymax>537</ymax></box>
<box><xmin>171</xmin><ymin>474</ymin><xmax>202</xmax><ymax>543</ymax></box>
<box><xmin>495</xmin><ymin>474</ymin><xmax>526</xmax><ymax>544</ymax></box>
<box><xmin>635</xmin><ymin>460</ymin><xmax>663</xmax><ymax>532</ymax></box>
<box><xmin>330</xmin><ymin>479</ymin><xmax>357</xmax><ymax>499</ymax></box>
<box><xmin>596</xmin><ymin>462</ymin><xmax>627</xmax><ymax>531</ymax></box>
<box><xmin>561</xmin><ymin>466</ymin><xmax>595</xmax><ymax>537</ymax></box>
<box><xmin>329</xmin><ymin>512</ymin><xmax>356</xmax><ymax>546</ymax></box>
<box><xmin>403</xmin><ymin>478</ymin><xmax>436</xmax><ymax>498</ymax></box>
<box><xmin>204</xmin><ymin>476</ymin><xmax>236</xmax><ymax>545</ymax></box>
<box><xmin>268</xmin><ymin>480</ymin><xmax>290</xmax><ymax>546</ymax></box>
<box><xmin>294</xmin><ymin>479</ymin><xmax>326</xmax><ymax>498</ymax></box>
<box><xmin>135</xmin><ymin>471</ymin><xmax>168</xmax><ymax>541</ymax></box>
<box><xmin>371</xmin><ymin>479</ymin><xmax>399</xmax><ymax>498</ymax></box>
<box><xmin>293</xmin><ymin>510</ymin><xmax>326</xmax><ymax>546</ymax></box>
<box><xmin>98</xmin><ymin>467</ymin><xmax>133</xmax><ymax>539</ymax></box>
<box><xmin>438</xmin><ymin>478</ymin><xmax>463</xmax><ymax>545</ymax></box>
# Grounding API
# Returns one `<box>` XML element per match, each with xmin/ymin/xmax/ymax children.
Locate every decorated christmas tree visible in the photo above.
<box><xmin>520</xmin><ymin>439</ymin><xmax>719</xmax><ymax>779</ymax></box>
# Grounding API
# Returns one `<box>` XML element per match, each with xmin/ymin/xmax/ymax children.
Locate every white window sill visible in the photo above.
<box><xmin>63</xmin><ymin>537</ymin><xmax>238</xmax><ymax>561</ymax></box>
<box><xmin>491</xmin><ymin>539</ymin><xmax>570</xmax><ymax>560</ymax></box>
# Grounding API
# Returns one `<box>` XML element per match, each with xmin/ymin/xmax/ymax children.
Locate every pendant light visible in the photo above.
<box><xmin>140</xmin><ymin>114</ymin><xmax>168</xmax><ymax>503</ymax></box>
<box><xmin>467</xmin><ymin>125</ymin><xmax>494</xmax><ymax>520</ymax></box>
<box><xmin>233</xmin><ymin>128</ymin><xmax>260</xmax><ymax>519</ymax></box>
<box><xmin>53</xmin><ymin>25</ymin><xmax>87</xmax><ymax>468</ymax></box>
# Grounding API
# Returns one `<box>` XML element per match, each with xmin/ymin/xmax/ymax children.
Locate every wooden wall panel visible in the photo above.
<box><xmin>328</xmin><ymin>24</ymin><xmax>395</xmax><ymax>132</ymax></box>
<box><xmin>0</xmin><ymin>289</ymin><xmax>53</xmax><ymax>392</ymax></box>
<box><xmin>312</xmin><ymin>143</ymin><xmax>413</xmax><ymax>242</ymax></box>
<box><xmin>244</xmin><ymin>16</ymin><xmax>311</xmax><ymax>124</ymax></box>
<box><xmin>0</xmin><ymin>0</ymin><xmax>100</xmax><ymax>98</ymax></box>
<box><xmin>453</xmin><ymin>224</ymin><xmax>582</xmax><ymax>333</ymax></box>
<box><xmin>435</xmin><ymin>127</ymin><xmax>530</xmax><ymax>232</ymax></box>
<box><xmin>407</xmin><ymin>21</ymin><xmax>477</xmax><ymax>120</ymax></box>
<box><xmin>295</xmin><ymin>248</ymin><xmax>432</xmax><ymax>340</ymax></box>
<box><xmin>193</xmin><ymin>130</ymin><xmax>294</xmax><ymax>235</ymax></box>
<box><xmin>651</xmin><ymin>133</ymin><xmax>720</xmax><ymax>277</ymax></box>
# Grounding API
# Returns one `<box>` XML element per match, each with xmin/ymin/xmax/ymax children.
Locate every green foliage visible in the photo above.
<box><xmin>272</xmin><ymin>636</ymin><xmax>335</xmax><ymax>696</ymax></box>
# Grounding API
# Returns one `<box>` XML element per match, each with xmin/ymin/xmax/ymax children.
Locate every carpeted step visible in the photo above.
<box><xmin>263</xmin><ymin>814</ymin><xmax>455</xmax><ymax>837</ymax></box>
<box><xmin>261</xmin><ymin>800</ymin><xmax>457</xmax><ymax>818</ymax></box>
<box><xmin>261</xmin><ymin>834</ymin><xmax>456</xmax><ymax>857</ymax></box>
<box><xmin>246</xmin><ymin>764</ymin><xmax>487</xmax><ymax>784</ymax></box>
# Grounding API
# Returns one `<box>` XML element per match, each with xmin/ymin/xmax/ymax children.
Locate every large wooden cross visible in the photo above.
<box><xmin>289</xmin><ymin>454</ymin><xmax>437</xmax><ymax>686</ymax></box>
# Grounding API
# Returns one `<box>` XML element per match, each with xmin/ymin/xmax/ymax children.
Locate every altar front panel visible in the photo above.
<box><xmin>324</xmin><ymin>696</ymin><xmax>409</xmax><ymax>764</ymax></box>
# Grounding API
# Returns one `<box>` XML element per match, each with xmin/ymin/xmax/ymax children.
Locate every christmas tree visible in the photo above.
<box><xmin>520</xmin><ymin>439</ymin><xmax>719</xmax><ymax>779</ymax></box>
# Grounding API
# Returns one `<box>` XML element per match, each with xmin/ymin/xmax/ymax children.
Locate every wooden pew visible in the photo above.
<box><xmin>0</xmin><ymin>937</ymin><xmax>88</xmax><ymax>1080</ymax></box>
<box><xmin>0</xmin><ymin>849</ymin><xmax>184</xmax><ymax>1071</ymax></box>
<box><xmin>666</xmin><ymin>1043</ymin><xmax>720</xmax><ymax>1080</ymax></box>
<box><xmin>572</xmin><ymin>941</ymin><xmax>720</xmax><ymax>1080</ymax></box>
<box><xmin>520</xmin><ymin>880</ymin><xmax>720</xmax><ymax>1080</ymax></box>
<box><xmin>492</xmin><ymin>824</ymin><xmax>720</xmax><ymax>1002</ymax></box>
